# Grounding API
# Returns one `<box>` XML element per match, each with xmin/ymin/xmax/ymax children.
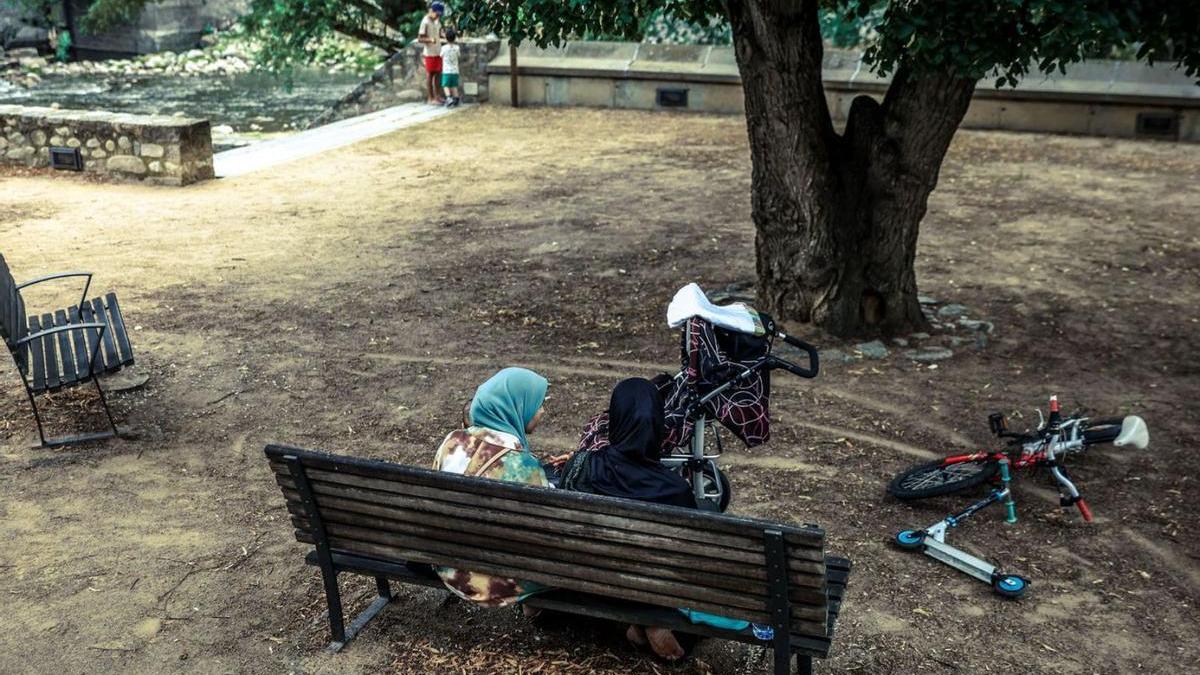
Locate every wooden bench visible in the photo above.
<box><xmin>0</xmin><ymin>253</ymin><xmax>134</xmax><ymax>447</ymax></box>
<box><xmin>267</xmin><ymin>444</ymin><xmax>851</xmax><ymax>674</ymax></box>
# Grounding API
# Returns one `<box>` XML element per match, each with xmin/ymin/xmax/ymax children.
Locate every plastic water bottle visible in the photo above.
<box><xmin>751</xmin><ymin>623</ymin><xmax>774</xmax><ymax>641</ymax></box>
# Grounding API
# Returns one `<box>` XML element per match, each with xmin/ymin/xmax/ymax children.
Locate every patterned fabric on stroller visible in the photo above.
<box><xmin>575</xmin><ymin>316</ymin><xmax>772</xmax><ymax>456</ymax></box>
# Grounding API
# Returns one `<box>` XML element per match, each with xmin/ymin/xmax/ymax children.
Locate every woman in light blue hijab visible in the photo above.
<box><xmin>432</xmin><ymin>367</ymin><xmax>551</xmax><ymax>606</ymax></box>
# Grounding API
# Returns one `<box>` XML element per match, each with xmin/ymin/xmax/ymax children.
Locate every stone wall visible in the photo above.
<box><xmin>308</xmin><ymin>38</ymin><xmax>502</xmax><ymax>128</ymax></box>
<box><xmin>0</xmin><ymin>105</ymin><xmax>214</xmax><ymax>185</ymax></box>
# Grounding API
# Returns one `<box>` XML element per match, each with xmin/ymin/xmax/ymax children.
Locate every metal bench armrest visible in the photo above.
<box><xmin>16</xmin><ymin>272</ymin><xmax>94</xmax><ymax>311</ymax></box>
<box><xmin>16</xmin><ymin>322</ymin><xmax>106</xmax><ymax>346</ymax></box>
<box><xmin>17</xmin><ymin>321</ymin><xmax>108</xmax><ymax>377</ymax></box>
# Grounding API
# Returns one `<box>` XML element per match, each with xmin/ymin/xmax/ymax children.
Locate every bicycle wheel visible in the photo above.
<box><xmin>887</xmin><ymin>458</ymin><xmax>999</xmax><ymax>500</ymax></box>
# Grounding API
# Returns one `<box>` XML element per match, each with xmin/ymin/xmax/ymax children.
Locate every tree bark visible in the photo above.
<box><xmin>726</xmin><ymin>0</ymin><xmax>977</xmax><ymax>337</ymax></box>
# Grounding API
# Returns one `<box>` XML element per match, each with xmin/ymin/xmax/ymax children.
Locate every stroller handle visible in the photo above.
<box><xmin>774</xmin><ymin>332</ymin><xmax>820</xmax><ymax>378</ymax></box>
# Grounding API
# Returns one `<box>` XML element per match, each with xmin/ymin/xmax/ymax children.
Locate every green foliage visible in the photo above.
<box><xmin>641</xmin><ymin>8</ymin><xmax>730</xmax><ymax>45</ymax></box>
<box><xmin>77</xmin><ymin>0</ymin><xmax>155</xmax><ymax>33</ymax></box>
<box><xmin>240</xmin><ymin>0</ymin><xmax>419</xmax><ymax>77</ymax></box>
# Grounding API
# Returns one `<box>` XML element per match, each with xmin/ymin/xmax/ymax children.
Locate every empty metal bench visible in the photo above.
<box><xmin>1</xmin><ymin>253</ymin><xmax>134</xmax><ymax>446</ymax></box>
<box><xmin>267</xmin><ymin>444</ymin><xmax>852</xmax><ymax>674</ymax></box>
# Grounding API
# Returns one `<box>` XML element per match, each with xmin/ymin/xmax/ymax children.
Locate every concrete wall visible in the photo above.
<box><xmin>488</xmin><ymin>42</ymin><xmax>1200</xmax><ymax>142</ymax></box>
<box><xmin>0</xmin><ymin>105</ymin><xmax>214</xmax><ymax>185</ymax></box>
<box><xmin>309</xmin><ymin>38</ymin><xmax>502</xmax><ymax>129</ymax></box>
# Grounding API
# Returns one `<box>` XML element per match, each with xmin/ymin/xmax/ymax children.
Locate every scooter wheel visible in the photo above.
<box><xmin>894</xmin><ymin>529</ymin><xmax>926</xmax><ymax>551</ymax></box>
<box><xmin>992</xmin><ymin>574</ymin><xmax>1029</xmax><ymax>599</ymax></box>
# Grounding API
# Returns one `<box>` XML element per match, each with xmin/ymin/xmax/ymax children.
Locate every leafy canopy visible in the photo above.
<box><xmin>457</xmin><ymin>1</ymin><xmax>1200</xmax><ymax>85</ymax></box>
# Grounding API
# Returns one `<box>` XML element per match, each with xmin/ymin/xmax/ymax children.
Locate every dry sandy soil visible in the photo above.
<box><xmin>1</xmin><ymin>106</ymin><xmax>1198</xmax><ymax>675</ymax></box>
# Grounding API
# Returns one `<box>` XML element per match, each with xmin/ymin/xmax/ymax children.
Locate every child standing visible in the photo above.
<box><xmin>418</xmin><ymin>3</ymin><xmax>445</xmax><ymax>104</ymax></box>
<box><xmin>440</xmin><ymin>28</ymin><xmax>462</xmax><ymax>107</ymax></box>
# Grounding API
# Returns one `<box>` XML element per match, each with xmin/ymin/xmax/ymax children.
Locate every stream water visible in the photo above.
<box><xmin>0</xmin><ymin>69</ymin><xmax>366</xmax><ymax>151</ymax></box>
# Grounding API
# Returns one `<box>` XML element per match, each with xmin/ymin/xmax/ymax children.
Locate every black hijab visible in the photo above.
<box><xmin>588</xmin><ymin>378</ymin><xmax>697</xmax><ymax>509</ymax></box>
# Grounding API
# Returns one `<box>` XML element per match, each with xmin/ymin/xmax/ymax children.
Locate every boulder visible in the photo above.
<box><xmin>107</xmin><ymin>155</ymin><xmax>147</xmax><ymax>175</ymax></box>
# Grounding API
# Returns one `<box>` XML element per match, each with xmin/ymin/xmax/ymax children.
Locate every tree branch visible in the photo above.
<box><xmin>331</xmin><ymin>20</ymin><xmax>405</xmax><ymax>53</ymax></box>
<box><xmin>879</xmin><ymin>63</ymin><xmax>977</xmax><ymax>188</ymax></box>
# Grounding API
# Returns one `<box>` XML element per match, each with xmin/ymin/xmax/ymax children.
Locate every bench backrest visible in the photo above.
<box><xmin>267</xmin><ymin>444</ymin><xmax>831</xmax><ymax>638</ymax></box>
<box><xmin>0</xmin><ymin>254</ymin><xmax>27</xmax><ymax>356</ymax></box>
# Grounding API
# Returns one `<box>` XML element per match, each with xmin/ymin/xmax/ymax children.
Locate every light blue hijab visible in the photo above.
<box><xmin>469</xmin><ymin>367</ymin><xmax>548</xmax><ymax>453</ymax></box>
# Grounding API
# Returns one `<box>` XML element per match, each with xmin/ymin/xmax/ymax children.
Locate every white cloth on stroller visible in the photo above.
<box><xmin>666</xmin><ymin>283</ymin><xmax>764</xmax><ymax>336</ymax></box>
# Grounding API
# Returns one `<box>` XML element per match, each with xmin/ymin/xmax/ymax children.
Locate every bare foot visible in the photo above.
<box><xmin>645</xmin><ymin>626</ymin><xmax>685</xmax><ymax>661</ymax></box>
<box><xmin>521</xmin><ymin>604</ymin><xmax>543</xmax><ymax>619</ymax></box>
<box><xmin>625</xmin><ymin>624</ymin><xmax>648</xmax><ymax>648</ymax></box>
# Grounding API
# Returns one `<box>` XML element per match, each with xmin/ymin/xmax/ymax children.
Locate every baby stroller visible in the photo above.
<box><xmin>572</xmin><ymin>284</ymin><xmax>820</xmax><ymax>511</ymax></box>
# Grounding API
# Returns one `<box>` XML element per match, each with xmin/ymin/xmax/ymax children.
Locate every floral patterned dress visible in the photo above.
<box><xmin>431</xmin><ymin>426</ymin><xmax>549</xmax><ymax>606</ymax></box>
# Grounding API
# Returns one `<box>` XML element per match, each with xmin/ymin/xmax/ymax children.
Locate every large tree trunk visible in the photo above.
<box><xmin>726</xmin><ymin>0</ymin><xmax>977</xmax><ymax>337</ymax></box>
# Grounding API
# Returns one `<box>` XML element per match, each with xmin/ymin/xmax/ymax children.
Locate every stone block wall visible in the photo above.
<box><xmin>308</xmin><ymin>38</ymin><xmax>502</xmax><ymax>128</ymax></box>
<box><xmin>0</xmin><ymin>105</ymin><xmax>214</xmax><ymax>185</ymax></box>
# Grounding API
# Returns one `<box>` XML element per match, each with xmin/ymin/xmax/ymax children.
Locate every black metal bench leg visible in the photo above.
<box><xmin>796</xmin><ymin>654</ymin><xmax>813</xmax><ymax>675</ymax></box>
<box><xmin>20</xmin><ymin>379</ymin><xmax>49</xmax><ymax>448</ymax></box>
<box><xmin>774</xmin><ymin>637</ymin><xmax>793</xmax><ymax>675</ymax></box>
<box><xmin>18</xmin><ymin>372</ymin><xmax>116</xmax><ymax>448</ymax></box>
<box><xmin>325</xmin><ymin>573</ymin><xmax>394</xmax><ymax>653</ymax></box>
<box><xmin>376</xmin><ymin>575</ymin><xmax>392</xmax><ymax>600</ymax></box>
<box><xmin>92</xmin><ymin>374</ymin><xmax>120</xmax><ymax>437</ymax></box>
<box><xmin>321</xmin><ymin>564</ymin><xmax>348</xmax><ymax>651</ymax></box>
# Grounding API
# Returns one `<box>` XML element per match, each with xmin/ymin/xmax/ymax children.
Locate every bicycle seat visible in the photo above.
<box><xmin>667</xmin><ymin>283</ymin><xmax>765</xmax><ymax>335</ymax></box>
<box><xmin>1114</xmin><ymin>415</ymin><xmax>1149</xmax><ymax>449</ymax></box>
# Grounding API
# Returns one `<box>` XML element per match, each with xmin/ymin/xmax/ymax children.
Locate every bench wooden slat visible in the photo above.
<box><xmin>281</xmin><ymin>488</ymin><xmax>828</xmax><ymax>598</ymax></box>
<box><xmin>271</xmin><ymin>461</ymin><xmax>825</xmax><ymax>564</ymax></box>
<box><xmin>53</xmin><ymin>309</ymin><xmax>77</xmax><ymax>384</ymax></box>
<box><xmin>279</xmin><ymin>480</ymin><xmax>825</xmax><ymax>589</ymax></box>
<box><xmin>104</xmin><ymin>293</ymin><xmax>133</xmax><ymax>365</ymax></box>
<box><xmin>318</xmin><ymin>519</ymin><xmax>828</xmax><ymax>630</ymax></box>
<box><xmin>89</xmin><ymin>297</ymin><xmax>119</xmax><ymax>371</ymax></box>
<box><xmin>275</xmin><ymin>470</ymin><xmax>825</xmax><ymax>574</ymax></box>
<box><xmin>296</xmin><ymin>528</ymin><xmax>828</xmax><ymax>636</ymax></box>
<box><xmin>286</xmin><ymin>510</ymin><xmax>829</xmax><ymax>619</ymax></box>
<box><xmin>26</xmin><ymin>314</ymin><xmax>46</xmax><ymax>391</ymax></box>
<box><xmin>68</xmin><ymin>305</ymin><xmax>89</xmax><ymax>377</ymax></box>
<box><xmin>305</xmin><ymin>549</ymin><xmax>843</xmax><ymax>658</ymax></box>
<box><xmin>39</xmin><ymin>312</ymin><xmax>62</xmax><ymax>390</ymax></box>
<box><xmin>266</xmin><ymin>447</ymin><xmax>824</xmax><ymax>548</ymax></box>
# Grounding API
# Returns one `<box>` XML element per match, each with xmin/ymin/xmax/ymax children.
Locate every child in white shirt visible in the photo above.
<box><xmin>439</xmin><ymin>28</ymin><xmax>462</xmax><ymax>107</ymax></box>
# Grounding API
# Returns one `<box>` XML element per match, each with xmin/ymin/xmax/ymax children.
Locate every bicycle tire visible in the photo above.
<box><xmin>888</xmin><ymin>458</ymin><xmax>999</xmax><ymax>500</ymax></box>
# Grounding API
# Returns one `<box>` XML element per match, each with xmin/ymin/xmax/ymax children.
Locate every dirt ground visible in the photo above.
<box><xmin>1</xmin><ymin>106</ymin><xmax>1198</xmax><ymax>675</ymax></box>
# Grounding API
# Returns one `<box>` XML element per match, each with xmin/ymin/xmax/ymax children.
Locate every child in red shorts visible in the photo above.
<box><xmin>418</xmin><ymin>2</ymin><xmax>445</xmax><ymax>104</ymax></box>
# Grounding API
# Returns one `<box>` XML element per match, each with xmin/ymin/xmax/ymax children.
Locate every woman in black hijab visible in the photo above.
<box><xmin>558</xmin><ymin>377</ymin><xmax>696</xmax><ymax>660</ymax></box>
<box><xmin>582</xmin><ymin>377</ymin><xmax>697</xmax><ymax>508</ymax></box>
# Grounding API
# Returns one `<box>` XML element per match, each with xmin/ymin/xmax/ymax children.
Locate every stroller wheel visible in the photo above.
<box><xmin>698</xmin><ymin>465</ymin><xmax>733</xmax><ymax>512</ymax></box>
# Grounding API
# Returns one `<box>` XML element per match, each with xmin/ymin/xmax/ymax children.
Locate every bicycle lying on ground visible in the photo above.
<box><xmin>888</xmin><ymin>395</ymin><xmax>1149</xmax><ymax>597</ymax></box>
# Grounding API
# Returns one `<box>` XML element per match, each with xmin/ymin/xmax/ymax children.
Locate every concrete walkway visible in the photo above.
<box><xmin>213</xmin><ymin>103</ymin><xmax>458</xmax><ymax>178</ymax></box>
